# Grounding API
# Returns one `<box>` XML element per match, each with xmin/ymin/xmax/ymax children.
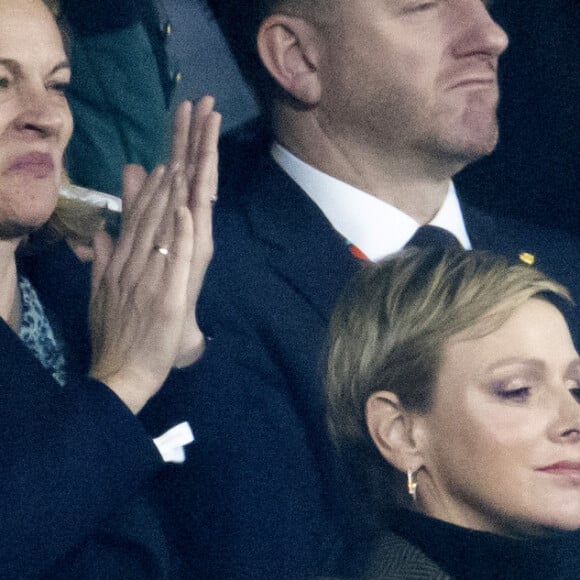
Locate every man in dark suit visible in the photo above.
<box><xmin>142</xmin><ymin>1</ymin><xmax>580</xmax><ymax>578</ymax></box>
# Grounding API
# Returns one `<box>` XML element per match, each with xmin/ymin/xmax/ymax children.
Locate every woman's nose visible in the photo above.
<box><xmin>14</xmin><ymin>84</ymin><xmax>66</xmax><ymax>139</ymax></box>
<box><xmin>550</xmin><ymin>389</ymin><xmax>580</xmax><ymax>444</ymax></box>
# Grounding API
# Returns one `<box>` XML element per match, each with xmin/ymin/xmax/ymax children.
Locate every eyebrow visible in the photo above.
<box><xmin>485</xmin><ymin>358</ymin><xmax>545</xmax><ymax>374</ymax></box>
<box><xmin>486</xmin><ymin>357</ymin><xmax>580</xmax><ymax>376</ymax></box>
<box><xmin>0</xmin><ymin>58</ymin><xmax>70</xmax><ymax>76</ymax></box>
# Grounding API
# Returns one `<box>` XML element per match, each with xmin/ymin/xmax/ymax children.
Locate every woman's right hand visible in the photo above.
<box><xmin>88</xmin><ymin>162</ymin><xmax>194</xmax><ymax>414</ymax></box>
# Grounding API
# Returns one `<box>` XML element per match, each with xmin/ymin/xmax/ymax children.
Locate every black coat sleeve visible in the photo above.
<box><xmin>0</xmin><ymin>321</ymin><xmax>163</xmax><ymax>579</ymax></box>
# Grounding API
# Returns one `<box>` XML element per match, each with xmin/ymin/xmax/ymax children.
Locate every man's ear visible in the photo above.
<box><xmin>366</xmin><ymin>391</ymin><xmax>424</xmax><ymax>474</ymax></box>
<box><xmin>257</xmin><ymin>13</ymin><xmax>322</xmax><ymax>105</ymax></box>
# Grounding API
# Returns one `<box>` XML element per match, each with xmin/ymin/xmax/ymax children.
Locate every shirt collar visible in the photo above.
<box><xmin>272</xmin><ymin>142</ymin><xmax>471</xmax><ymax>262</ymax></box>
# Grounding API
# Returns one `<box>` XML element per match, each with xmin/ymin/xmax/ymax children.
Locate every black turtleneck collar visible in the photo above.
<box><xmin>389</xmin><ymin>509</ymin><xmax>580</xmax><ymax>580</ymax></box>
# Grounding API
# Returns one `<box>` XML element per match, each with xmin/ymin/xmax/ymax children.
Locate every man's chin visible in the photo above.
<box><xmin>463</xmin><ymin>134</ymin><xmax>498</xmax><ymax>162</ymax></box>
<box><xmin>461</xmin><ymin>103</ymin><xmax>500</xmax><ymax>151</ymax></box>
<box><xmin>446</xmin><ymin>120</ymin><xmax>500</xmax><ymax>168</ymax></box>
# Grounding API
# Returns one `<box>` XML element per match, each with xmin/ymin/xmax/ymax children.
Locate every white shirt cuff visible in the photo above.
<box><xmin>153</xmin><ymin>421</ymin><xmax>194</xmax><ymax>464</ymax></box>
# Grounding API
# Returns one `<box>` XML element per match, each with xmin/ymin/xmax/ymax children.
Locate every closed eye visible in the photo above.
<box><xmin>48</xmin><ymin>82</ymin><xmax>70</xmax><ymax>96</ymax></box>
<box><xmin>401</xmin><ymin>0</ymin><xmax>442</xmax><ymax>15</ymax></box>
<box><xmin>410</xmin><ymin>2</ymin><xmax>439</xmax><ymax>12</ymax></box>
<box><xmin>492</xmin><ymin>383</ymin><xmax>531</xmax><ymax>403</ymax></box>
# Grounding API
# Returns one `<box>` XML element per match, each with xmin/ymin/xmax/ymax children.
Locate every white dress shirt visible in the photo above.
<box><xmin>272</xmin><ymin>143</ymin><xmax>472</xmax><ymax>262</ymax></box>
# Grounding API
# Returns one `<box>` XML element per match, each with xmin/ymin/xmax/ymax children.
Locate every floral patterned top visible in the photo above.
<box><xmin>18</xmin><ymin>275</ymin><xmax>67</xmax><ymax>386</ymax></box>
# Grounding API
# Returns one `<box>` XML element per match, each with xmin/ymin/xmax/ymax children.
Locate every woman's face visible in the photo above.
<box><xmin>416</xmin><ymin>298</ymin><xmax>580</xmax><ymax>536</ymax></box>
<box><xmin>0</xmin><ymin>0</ymin><xmax>72</xmax><ymax>240</ymax></box>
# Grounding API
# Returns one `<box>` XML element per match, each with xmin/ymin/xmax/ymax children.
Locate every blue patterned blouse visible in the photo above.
<box><xmin>18</xmin><ymin>275</ymin><xmax>67</xmax><ymax>386</ymax></box>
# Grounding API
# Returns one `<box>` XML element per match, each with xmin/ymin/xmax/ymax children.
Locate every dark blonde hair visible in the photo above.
<box><xmin>326</xmin><ymin>248</ymin><xmax>572</xmax><ymax>518</ymax></box>
<box><xmin>40</xmin><ymin>0</ymin><xmax>105</xmax><ymax>249</ymax></box>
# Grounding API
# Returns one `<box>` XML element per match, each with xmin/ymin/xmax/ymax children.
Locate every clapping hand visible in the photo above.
<box><xmin>88</xmin><ymin>98</ymin><xmax>221</xmax><ymax>413</ymax></box>
<box><xmin>169</xmin><ymin>97</ymin><xmax>221</xmax><ymax>367</ymax></box>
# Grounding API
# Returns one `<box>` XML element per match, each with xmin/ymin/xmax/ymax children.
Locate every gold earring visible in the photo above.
<box><xmin>407</xmin><ymin>469</ymin><xmax>418</xmax><ymax>501</ymax></box>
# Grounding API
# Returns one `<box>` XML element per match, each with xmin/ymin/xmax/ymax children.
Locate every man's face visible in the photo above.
<box><xmin>313</xmin><ymin>0</ymin><xmax>508</xmax><ymax>174</ymax></box>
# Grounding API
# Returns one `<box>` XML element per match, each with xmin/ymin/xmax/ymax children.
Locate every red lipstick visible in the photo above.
<box><xmin>537</xmin><ymin>462</ymin><xmax>580</xmax><ymax>477</ymax></box>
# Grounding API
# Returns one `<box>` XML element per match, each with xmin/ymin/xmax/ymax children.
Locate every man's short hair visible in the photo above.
<box><xmin>42</xmin><ymin>0</ymin><xmax>60</xmax><ymax>16</ymax></box>
<box><xmin>326</xmin><ymin>248</ymin><xmax>571</xmax><ymax>523</ymax></box>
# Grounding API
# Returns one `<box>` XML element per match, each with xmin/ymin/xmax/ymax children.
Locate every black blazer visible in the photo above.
<box><xmin>315</xmin><ymin>535</ymin><xmax>451</xmax><ymax>580</ymax></box>
<box><xmin>142</xmin><ymin>125</ymin><xmax>580</xmax><ymax>579</ymax></box>
<box><xmin>1</xmin><ymin>242</ymin><xmax>168</xmax><ymax>579</ymax></box>
<box><xmin>345</xmin><ymin>531</ymin><xmax>451</xmax><ymax>580</ymax></box>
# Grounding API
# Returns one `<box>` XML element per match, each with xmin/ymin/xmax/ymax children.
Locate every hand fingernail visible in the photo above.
<box><xmin>154</xmin><ymin>164</ymin><xmax>166</xmax><ymax>177</ymax></box>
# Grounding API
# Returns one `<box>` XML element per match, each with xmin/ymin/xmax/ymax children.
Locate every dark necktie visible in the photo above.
<box><xmin>405</xmin><ymin>225</ymin><xmax>462</xmax><ymax>250</ymax></box>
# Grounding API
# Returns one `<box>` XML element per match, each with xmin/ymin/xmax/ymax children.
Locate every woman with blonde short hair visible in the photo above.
<box><xmin>327</xmin><ymin>248</ymin><xmax>580</xmax><ymax>579</ymax></box>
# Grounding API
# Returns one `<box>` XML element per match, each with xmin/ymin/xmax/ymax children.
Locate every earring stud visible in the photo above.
<box><xmin>407</xmin><ymin>469</ymin><xmax>418</xmax><ymax>501</ymax></box>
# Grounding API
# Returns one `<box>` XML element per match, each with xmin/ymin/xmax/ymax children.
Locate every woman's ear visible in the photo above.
<box><xmin>257</xmin><ymin>13</ymin><xmax>322</xmax><ymax>105</ymax></box>
<box><xmin>366</xmin><ymin>391</ymin><xmax>424</xmax><ymax>474</ymax></box>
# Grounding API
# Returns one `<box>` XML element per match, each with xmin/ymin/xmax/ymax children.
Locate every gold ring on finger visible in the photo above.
<box><xmin>153</xmin><ymin>244</ymin><xmax>170</xmax><ymax>256</ymax></box>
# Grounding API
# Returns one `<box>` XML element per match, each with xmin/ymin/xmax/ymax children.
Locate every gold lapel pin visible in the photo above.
<box><xmin>518</xmin><ymin>252</ymin><xmax>535</xmax><ymax>266</ymax></box>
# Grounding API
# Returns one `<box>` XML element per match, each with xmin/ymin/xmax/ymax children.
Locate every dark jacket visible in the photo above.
<box><xmin>341</xmin><ymin>510</ymin><xmax>580</xmax><ymax>580</ymax></box>
<box><xmin>142</xmin><ymin>121</ymin><xmax>580</xmax><ymax>579</ymax></box>
<box><xmin>2</xmin><ymin>241</ymin><xmax>174</xmax><ymax>579</ymax></box>
<box><xmin>349</xmin><ymin>531</ymin><xmax>451</xmax><ymax>580</ymax></box>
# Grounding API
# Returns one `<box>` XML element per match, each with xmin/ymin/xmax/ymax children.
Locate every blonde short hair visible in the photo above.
<box><xmin>326</xmin><ymin>248</ymin><xmax>572</xmax><ymax>517</ymax></box>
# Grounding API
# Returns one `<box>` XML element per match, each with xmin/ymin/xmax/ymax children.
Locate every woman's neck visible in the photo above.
<box><xmin>0</xmin><ymin>239</ymin><xmax>22</xmax><ymax>332</ymax></box>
